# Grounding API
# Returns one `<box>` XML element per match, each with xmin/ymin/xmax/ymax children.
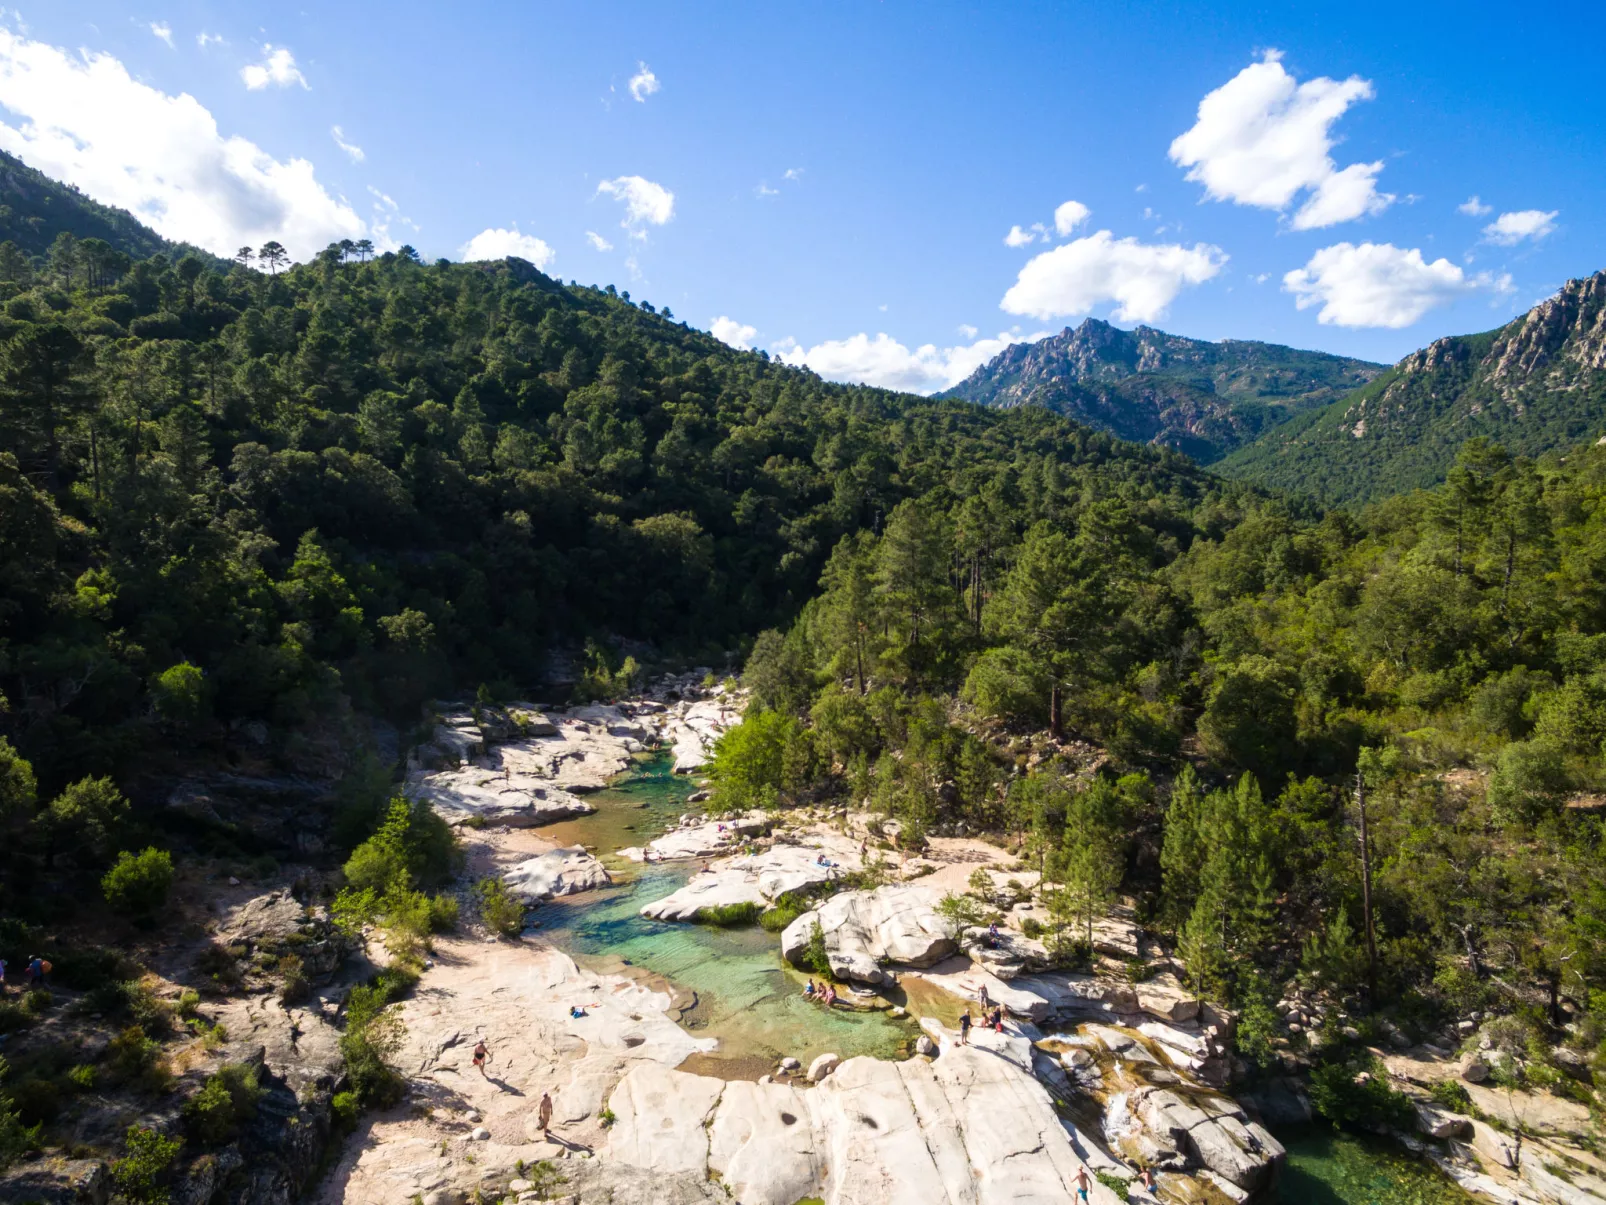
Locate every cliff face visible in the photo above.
<box><xmin>941</xmin><ymin>318</ymin><xmax>1383</xmax><ymax>463</ymax></box>
<box><xmin>1217</xmin><ymin>270</ymin><xmax>1606</xmax><ymax>505</ymax></box>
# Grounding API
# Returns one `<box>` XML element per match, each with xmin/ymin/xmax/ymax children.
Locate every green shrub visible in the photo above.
<box><xmin>7</xmin><ymin>1076</ymin><xmax>61</xmax><ymax>1125</ymax></box>
<box><xmin>151</xmin><ymin>662</ymin><xmax>210</xmax><ymax>725</ymax></box>
<box><xmin>1021</xmin><ymin>917</ymin><xmax>1046</xmax><ymax>939</ymax></box>
<box><xmin>331</xmin><ymin>1089</ymin><xmax>360</xmax><ymax>1133</ymax></box>
<box><xmin>0</xmin><ymin>1003</ymin><xmax>30</xmax><ymax>1034</ymax></box>
<box><xmin>67</xmin><ymin>1064</ymin><xmax>95</xmax><ymax>1091</ymax></box>
<box><xmin>102</xmin><ymin>848</ymin><xmax>175</xmax><ymax>919</ymax></box>
<box><xmin>806</xmin><ymin>920</ymin><xmax>831</xmax><ymax>978</ymax></box>
<box><xmin>1429</xmin><ymin>1079</ymin><xmax>1473</xmax><ymax>1113</ymax></box>
<box><xmin>474</xmin><ymin>878</ymin><xmax>524</xmax><ymax>937</ymax></box>
<box><xmin>111</xmin><ymin>1125</ymin><xmax>183</xmax><ymax>1205</ymax></box>
<box><xmin>693</xmin><ymin>902</ymin><xmax>762</xmax><ymax>927</ymax></box>
<box><xmin>184</xmin><ymin>1063</ymin><xmax>262</xmax><ymax>1145</ymax></box>
<box><xmin>105</xmin><ymin>1025</ymin><xmax>172</xmax><ymax>1092</ymax></box>
<box><xmin>0</xmin><ymin>1057</ymin><xmax>40</xmax><ymax>1170</ymax></box>
<box><xmin>935</xmin><ymin>892</ymin><xmax>985</xmax><ymax>939</ymax></box>
<box><xmin>1309</xmin><ymin>1057</ymin><xmax>1414</xmax><ymax>1130</ymax></box>
<box><xmin>278</xmin><ymin>955</ymin><xmax>310</xmax><ymax>1004</ymax></box>
<box><xmin>759</xmin><ymin>892</ymin><xmax>809</xmax><ymax>932</ymax></box>
<box><xmin>427</xmin><ymin>894</ymin><xmax>459</xmax><ymax>933</ymax></box>
<box><xmin>50</xmin><ymin>944</ymin><xmax>135</xmax><ymax>990</ymax></box>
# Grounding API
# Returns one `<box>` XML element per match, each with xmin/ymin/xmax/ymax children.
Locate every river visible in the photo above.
<box><xmin>532</xmin><ymin>753</ymin><xmax>1472</xmax><ymax>1203</ymax></box>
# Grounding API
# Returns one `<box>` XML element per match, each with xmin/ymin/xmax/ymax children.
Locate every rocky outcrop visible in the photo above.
<box><xmin>603</xmin><ymin>1047</ymin><xmax>1127</xmax><ymax>1205</ymax></box>
<box><xmin>636</xmin><ymin>811</ymin><xmax>771</xmax><ymax>862</ymax></box>
<box><xmin>1053</xmin><ymin>1024</ymin><xmax>1284</xmax><ymax>1197</ymax></box>
<box><xmin>780</xmin><ymin>885</ymin><xmax>954</xmax><ymax>983</ymax></box>
<box><xmin>407</xmin><ymin>762</ymin><xmax>597</xmax><ymax>827</ymax></box>
<box><xmin>0</xmin><ymin>1157</ymin><xmax>109</xmax><ymax>1205</ymax></box>
<box><xmin>503</xmin><ymin>846</ymin><xmax>611</xmax><ymax>900</ymax></box>
<box><xmin>639</xmin><ymin>841</ymin><xmax>856</xmax><ymax>921</ymax></box>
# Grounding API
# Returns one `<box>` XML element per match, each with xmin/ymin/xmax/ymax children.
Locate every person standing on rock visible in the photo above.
<box><xmin>1074</xmin><ymin>1165</ymin><xmax>1091</xmax><ymax>1202</ymax></box>
<box><xmin>538</xmin><ymin>1091</ymin><xmax>553</xmax><ymax>1135</ymax></box>
<box><xmin>958</xmin><ymin>1010</ymin><xmax>971</xmax><ymax>1046</ymax></box>
<box><xmin>472</xmin><ymin>1039</ymin><xmax>490</xmax><ymax>1077</ymax></box>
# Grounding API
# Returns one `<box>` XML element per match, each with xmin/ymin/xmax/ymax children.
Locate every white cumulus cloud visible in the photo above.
<box><xmin>585</xmin><ymin>230</ymin><xmax>613</xmax><ymax>252</ymax></box>
<box><xmin>773</xmin><ymin>329</ymin><xmax>1047</xmax><ymax>395</ymax></box>
<box><xmin>241</xmin><ymin>45</ymin><xmax>306</xmax><ymax>90</ymax></box>
<box><xmin>1000</xmin><ymin>230</ymin><xmax>1226</xmax><ymax>324</ymax></box>
<box><xmin>1458</xmin><ymin>195</ymin><xmax>1492</xmax><ymax>217</ymax></box>
<box><xmin>1483</xmin><ymin>209</ymin><xmax>1558</xmax><ymax>245</ymax></box>
<box><xmin>1004</xmin><ymin>224</ymin><xmax>1036</xmax><ymax>248</ymax></box>
<box><xmin>0</xmin><ymin>28</ymin><xmax>361</xmax><ymax>259</ymax></box>
<box><xmin>1283</xmin><ymin>242</ymin><xmax>1474</xmax><ymax>328</ymax></box>
<box><xmin>710</xmin><ymin>316</ymin><xmax>757</xmax><ymax>350</ymax></box>
<box><xmin>1169</xmin><ymin>50</ymin><xmax>1393</xmax><ymax>229</ymax></box>
<box><xmin>458</xmin><ymin>227</ymin><xmax>554</xmax><ymax>267</ymax></box>
<box><xmin>596</xmin><ymin>174</ymin><xmax>674</xmax><ymax>239</ymax></box>
<box><xmin>149</xmin><ymin>22</ymin><xmax>173</xmax><ymax>48</ymax></box>
<box><xmin>1054</xmin><ymin>200</ymin><xmax>1091</xmax><ymax>235</ymax></box>
<box><xmin>330</xmin><ymin>125</ymin><xmax>363</xmax><ymax>162</ymax></box>
<box><xmin>628</xmin><ymin>62</ymin><xmax>659</xmax><ymax>102</ymax></box>
<box><xmin>783</xmin><ymin>167</ymin><xmax>803</xmax><ymax>181</ymax></box>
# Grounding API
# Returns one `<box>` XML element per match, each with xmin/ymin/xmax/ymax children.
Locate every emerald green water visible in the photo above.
<box><xmin>1277</xmin><ymin>1127</ymin><xmax>1473</xmax><ymax>1204</ymax></box>
<box><xmin>533</xmin><ymin>758</ymin><xmax>1469</xmax><ymax>1201</ymax></box>
<box><xmin>535</xmin><ymin>754</ymin><xmax>916</xmax><ymax>1076</ymax></box>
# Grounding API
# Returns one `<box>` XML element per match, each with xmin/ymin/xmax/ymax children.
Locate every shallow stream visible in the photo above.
<box><xmin>533</xmin><ymin>754</ymin><xmax>1470</xmax><ymax>1200</ymax></box>
<box><xmin>533</xmin><ymin>753</ymin><xmax>916</xmax><ymax>1077</ymax></box>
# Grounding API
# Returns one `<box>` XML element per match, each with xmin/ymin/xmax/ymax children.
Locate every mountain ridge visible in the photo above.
<box><xmin>1215</xmin><ymin>270</ymin><xmax>1606</xmax><ymax>504</ymax></box>
<box><xmin>939</xmin><ymin>317</ymin><xmax>1385</xmax><ymax>463</ymax></box>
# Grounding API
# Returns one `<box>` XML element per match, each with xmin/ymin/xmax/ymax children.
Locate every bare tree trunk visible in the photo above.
<box><xmin>1049</xmin><ymin>683</ymin><xmax>1063</xmax><ymax>740</ymax></box>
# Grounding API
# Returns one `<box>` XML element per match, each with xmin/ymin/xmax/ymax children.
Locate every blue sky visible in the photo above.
<box><xmin>6</xmin><ymin>1</ymin><xmax>1605</xmax><ymax>391</ymax></box>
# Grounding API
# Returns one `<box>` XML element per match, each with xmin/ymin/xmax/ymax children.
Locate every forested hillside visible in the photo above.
<box><xmin>941</xmin><ymin>317</ymin><xmax>1383</xmax><ymax>463</ymax></box>
<box><xmin>0</xmin><ymin>149</ymin><xmax>201</xmax><ymax>263</ymax></box>
<box><xmin>1217</xmin><ymin>270</ymin><xmax>1606</xmax><ymax>504</ymax></box>
<box><xmin>2</xmin><ymin>166</ymin><xmax>1606</xmax><ymax>1175</ymax></box>
<box><xmin>0</xmin><ymin>229</ymin><xmax>1239</xmax><ymax>799</ymax></box>
<box><xmin>719</xmin><ymin>429</ymin><xmax>1606</xmax><ymax>1067</ymax></box>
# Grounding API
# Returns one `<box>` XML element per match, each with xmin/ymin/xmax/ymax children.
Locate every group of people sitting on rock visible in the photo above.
<box><xmin>802</xmin><ymin>978</ymin><xmax>840</xmax><ymax>1008</ymax></box>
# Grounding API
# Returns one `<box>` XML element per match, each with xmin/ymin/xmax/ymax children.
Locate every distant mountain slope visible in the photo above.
<box><xmin>939</xmin><ymin>318</ymin><xmax>1384</xmax><ymax>463</ymax></box>
<box><xmin>1215</xmin><ymin>271</ymin><xmax>1606</xmax><ymax>506</ymax></box>
<box><xmin>0</xmin><ymin>148</ymin><xmax>189</xmax><ymax>260</ymax></box>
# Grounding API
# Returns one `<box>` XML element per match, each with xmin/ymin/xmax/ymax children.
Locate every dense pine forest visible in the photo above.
<box><xmin>4</xmin><ymin>223</ymin><xmax>1606</xmax><ymax>1170</ymax></box>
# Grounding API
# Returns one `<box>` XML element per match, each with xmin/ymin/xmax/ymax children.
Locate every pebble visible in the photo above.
<box><xmin>778</xmin><ymin>1057</ymin><xmax>801</xmax><ymax>1072</ymax></box>
<box><xmin>470</xmin><ymin>1127</ymin><xmax>490</xmax><ymax>1141</ymax></box>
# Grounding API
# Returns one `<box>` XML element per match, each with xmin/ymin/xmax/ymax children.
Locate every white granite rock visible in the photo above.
<box><xmin>503</xmin><ymin>847</ymin><xmax>612</xmax><ymax>900</ymax></box>
<box><xmin>780</xmin><ymin>885</ymin><xmax>954</xmax><ymax>984</ymax></box>
<box><xmin>407</xmin><ymin>764</ymin><xmax>596</xmax><ymax>827</ymax></box>
<box><xmin>639</xmin><ymin>842</ymin><xmax>852</xmax><ymax>922</ymax></box>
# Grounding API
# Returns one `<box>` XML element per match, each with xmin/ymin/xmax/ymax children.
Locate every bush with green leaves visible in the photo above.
<box><xmin>475</xmin><ymin>877</ymin><xmax>525</xmax><ymax>937</ymax></box>
<box><xmin>105</xmin><ymin>1025</ymin><xmax>172</xmax><ymax>1092</ymax></box>
<box><xmin>1308</xmin><ymin>1057</ymin><xmax>1414</xmax><ymax>1130</ymax></box>
<box><xmin>935</xmin><ymin>892</ymin><xmax>986</xmax><ymax>940</ymax></box>
<box><xmin>184</xmin><ymin>1062</ymin><xmax>262</xmax><ymax>1145</ymax></box>
<box><xmin>693</xmin><ymin>901</ymin><xmax>762</xmax><ymax>927</ymax></box>
<box><xmin>111</xmin><ymin>1125</ymin><xmax>183</xmax><ymax>1205</ymax></box>
<box><xmin>805</xmin><ymin>920</ymin><xmax>831</xmax><ymax>979</ymax></box>
<box><xmin>101</xmin><ymin>847</ymin><xmax>175</xmax><ymax>919</ymax></box>
<box><xmin>151</xmin><ymin>660</ymin><xmax>210</xmax><ymax>725</ymax></box>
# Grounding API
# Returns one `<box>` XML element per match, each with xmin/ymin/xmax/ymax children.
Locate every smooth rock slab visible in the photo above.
<box><xmin>503</xmin><ymin>847</ymin><xmax>612</xmax><ymax>900</ymax></box>
<box><xmin>639</xmin><ymin>843</ymin><xmax>849</xmax><ymax>922</ymax></box>
<box><xmin>780</xmin><ymin>885</ymin><xmax>954</xmax><ymax>984</ymax></box>
<box><xmin>408</xmin><ymin>766</ymin><xmax>596</xmax><ymax>827</ymax></box>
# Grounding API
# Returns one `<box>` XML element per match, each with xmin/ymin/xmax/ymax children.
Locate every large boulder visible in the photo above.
<box><xmin>639</xmin><ymin>844</ymin><xmax>849</xmax><ymax>922</ymax></box>
<box><xmin>407</xmin><ymin>767</ymin><xmax>596</xmax><ymax>827</ymax></box>
<box><xmin>780</xmin><ymin>885</ymin><xmax>954</xmax><ymax>984</ymax></box>
<box><xmin>644</xmin><ymin>812</ymin><xmax>770</xmax><ymax>861</ymax></box>
<box><xmin>0</xmin><ymin>1157</ymin><xmax>109</xmax><ymax>1205</ymax></box>
<box><xmin>503</xmin><ymin>847</ymin><xmax>611</xmax><ymax>900</ymax></box>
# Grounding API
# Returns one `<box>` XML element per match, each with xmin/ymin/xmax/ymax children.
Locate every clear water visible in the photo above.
<box><xmin>534</xmin><ymin>754</ymin><xmax>917</xmax><ymax>1077</ymax></box>
<box><xmin>1277</xmin><ymin>1126</ymin><xmax>1473</xmax><ymax>1204</ymax></box>
<box><xmin>534</xmin><ymin>758</ymin><xmax>1469</xmax><ymax>1200</ymax></box>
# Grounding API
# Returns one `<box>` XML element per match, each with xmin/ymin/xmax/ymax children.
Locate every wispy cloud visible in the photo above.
<box><xmin>330</xmin><ymin>125</ymin><xmax>363</xmax><ymax>163</ymax></box>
